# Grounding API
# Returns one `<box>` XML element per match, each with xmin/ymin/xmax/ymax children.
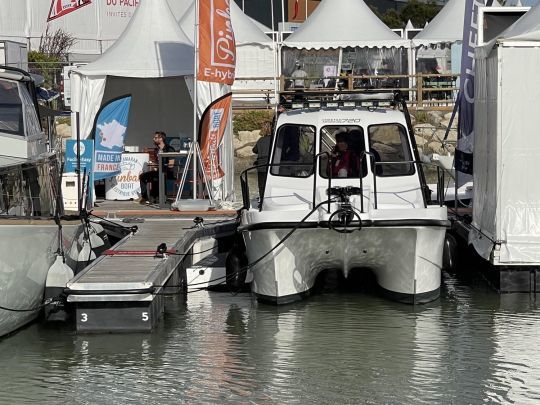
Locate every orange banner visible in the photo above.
<box><xmin>199</xmin><ymin>93</ymin><xmax>232</xmax><ymax>179</ymax></box>
<box><xmin>198</xmin><ymin>0</ymin><xmax>236</xmax><ymax>85</ymax></box>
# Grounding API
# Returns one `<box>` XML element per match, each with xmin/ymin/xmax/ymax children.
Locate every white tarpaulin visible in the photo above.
<box><xmin>0</xmin><ymin>0</ymin><xmax>192</xmax><ymax>55</ymax></box>
<box><xmin>283</xmin><ymin>0</ymin><xmax>409</xmax><ymax>49</ymax></box>
<box><xmin>472</xmin><ymin>4</ymin><xmax>540</xmax><ymax>264</ymax></box>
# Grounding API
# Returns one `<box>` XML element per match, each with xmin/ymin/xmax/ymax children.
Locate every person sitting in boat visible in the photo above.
<box><xmin>331</xmin><ymin>132</ymin><xmax>359</xmax><ymax>178</ymax></box>
<box><xmin>138</xmin><ymin>131</ymin><xmax>175</xmax><ymax>204</ymax></box>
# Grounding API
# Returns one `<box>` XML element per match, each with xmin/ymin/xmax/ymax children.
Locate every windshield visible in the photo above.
<box><xmin>368</xmin><ymin>123</ymin><xmax>414</xmax><ymax>176</ymax></box>
<box><xmin>270</xmin><ymin>124</ymin><xmax>316</xmax><ymax>178</ymax></box>
<box><xmin>0</xmin><ymin>78</ymin><xmax>24</xmax><ymax>136</ymax></box>
<box><xmin>319</xmin><ymin>125</ymin><xmax>367</xmax><ymax>179</ymax></box>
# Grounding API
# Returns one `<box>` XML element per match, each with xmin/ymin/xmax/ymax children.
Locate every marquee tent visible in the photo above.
<box><xmin>71</xmin><ymin>0</ymin><xmax>194</xmax><ymax>147</ymax></box>
<box><xmin>412</xmin><ymin>0</ymin><xmax>502</xmax><ymax>75</ymax></box>
<box><xmin>471</xmin><ymin>5</ymin><xmax>540</xmax><ymax>265</ymax></box>
<box><xmin>281</xmin><ymin>0</ymin><xmax>409</xmax><ymax>87</ymax></box>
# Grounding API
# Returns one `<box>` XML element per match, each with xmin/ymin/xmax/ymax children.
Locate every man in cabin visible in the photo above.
<box><xmin>137</xmin><ymin>131</ymin><xmax>175</xmax><ymax>204</ymax></box>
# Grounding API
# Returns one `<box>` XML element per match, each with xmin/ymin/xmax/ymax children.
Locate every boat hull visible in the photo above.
<box><xmin>0</xmin><ymin>221</ymin><xmax>79</xmax><ymax>337</ymax></box>
<box><xmin>242</xmin><ymin>225</ymin><xmax>446</xmax><ymax>304</ymax></box>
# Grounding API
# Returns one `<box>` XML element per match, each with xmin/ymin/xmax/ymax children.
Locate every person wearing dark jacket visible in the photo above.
<box><xmin>138</xmin><ymin>131</ymin><xmax>175</xmax><ymax>204</ymax></box>
<box><xmin>252</xmin><ymin>133</ymin><xmax>272</xmax><ymax>201</ymax></box>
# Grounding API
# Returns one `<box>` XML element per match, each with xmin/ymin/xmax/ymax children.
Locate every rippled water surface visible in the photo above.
<box><xmin>2</xmin><ymin>271</ymin><xmax>540</xmax><ymax>404</ymax></box>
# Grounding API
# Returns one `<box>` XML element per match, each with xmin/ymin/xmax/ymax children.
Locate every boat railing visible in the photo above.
<box><xmin>240</xmin><ymin>156</ymin><xmax>445</xmax><ymax>212</ymax></box>
<box><xmin>0</xmin><ymin>155</ymin><xmax>61</xmax><ymax>217</ymax></box>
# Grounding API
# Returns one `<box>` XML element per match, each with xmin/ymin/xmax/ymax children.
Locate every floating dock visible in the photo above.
<box><xmin>66</xmin><ymin>209</ymin><xmax>237</xmax><ymax>333</ymax></box>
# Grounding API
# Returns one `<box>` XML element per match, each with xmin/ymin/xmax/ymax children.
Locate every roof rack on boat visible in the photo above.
<box><xmin>279</xmin><ymin>89</ymin><xmax>405</xmax><ymax>111</ymax></box>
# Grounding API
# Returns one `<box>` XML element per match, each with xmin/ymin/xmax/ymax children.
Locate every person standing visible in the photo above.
<box><xmin>138</xmin><ymin>131</ymin><xmax>175</xmax><ymax>204</ymax></box>
<box><xmin>252</xmin><ymin>132</ymin><xmax>272</xmax><ymax>202</ymax></box>
<box><xmin>291</xmin><ymin>62</ymin><xmax>308</xmax><ymax>88</ymax></box>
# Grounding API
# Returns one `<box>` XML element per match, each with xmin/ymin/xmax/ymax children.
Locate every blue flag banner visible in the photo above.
<box><xmin>455</xmin><ymin>0</ymin><xmax>492</xmax><ymax>186</ymax></box>
<box><xmin>93</xmin><ymin>95</ymin><xmax>132</xmax><ymax>181</ymax></box>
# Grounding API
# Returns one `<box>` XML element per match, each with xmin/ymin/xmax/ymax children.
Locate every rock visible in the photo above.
<box><xmin>443</xmin><ymin>112</ymin><xmax>457</xmax><ymax>121</ymax></box>
<box><xmin>445</xmin><ymin>130</ymin><xmax>458</xmax><ymax>142</ymax></box>
<box><xmin>238</xmin><ymin>130</ymin><xmax>261</xmax><ymax>144</ymax></box>
<box><xmin>56</xmin><ymin>123</ymin><xmax>71</xmax><ymax>138</ymax></box>
<box><xmin>427</xmin><ymin>110</ymin><xmax>444</xmax><ymax>123</ymax></box>
<box><xmin>427</xmin><ymin>141</ymin><xmax>447</xmax><ymax>155</ymax></box>
<box><xmin>440</xmin><ymin>118</ymin><xmax>457</xmax><ymax>129</ymax></box>
<box><xmin>414</xmin><ymin>123</ymin><xmax>435</xmax><ymax>139</ymax></box>
<box><xmin>235</xmin><ymin>145</ymin><xmax>256</xmax><ymax>158</ymax></box>
<box><xmin>233</xmin><ymin>137</ymin><xmax>244</xmax><ymax>151</ymax></box>
<box><xmin>415</xmin><ymin>135</ymin><xmax>426</xmax><ymax>147</ymax></box>
<box><xmin>433</xmin><ymin>129</ymin><xmax>448</xmax><ymax>142</ymax></box>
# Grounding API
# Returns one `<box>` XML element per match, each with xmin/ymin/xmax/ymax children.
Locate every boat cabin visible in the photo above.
<box><xmin>0</xmin><ymin>66</ymin><xmax>47</xmax><ymax>163</ymax></box>
<box><xmin>251</xmin><ymin>92</ymin><xmax>433</xmax><ymax>213</ymax></box>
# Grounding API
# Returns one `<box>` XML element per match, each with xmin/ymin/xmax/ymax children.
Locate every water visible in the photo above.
<box><xmin>1</xmin><ymin>271</ymin><xmax>540</xmax><ymax>404</ymax></box>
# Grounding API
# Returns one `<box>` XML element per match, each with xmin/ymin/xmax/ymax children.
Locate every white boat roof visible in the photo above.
<box><xmin>277</xmin><ymin>107</ymin><xmax>408</xmax><ymax>129</ymax></box>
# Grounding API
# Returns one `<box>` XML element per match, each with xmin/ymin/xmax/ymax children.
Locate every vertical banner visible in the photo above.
<box><xmin>92</xmin><ymin>95</ymin><xmax>132</xmax><ymax>181</ymax></box>
<box><xmin>47</xmin><ymin>0</ymin><xmax>92</xmax><ymax>22</ymax></box>
<box><xmin>198</xmin><ymin>0</ymin><xmax>236</xmax><ymax>85</ymax></box>
<box><xmin>199</xmin><ymin>93</ymin><xmax>233</xmax><ymax>179</ymax></box>
<box><xmin>455</xmin><ymin>0</ymin><xmax>491</xmax><ymax>186</ymax></box>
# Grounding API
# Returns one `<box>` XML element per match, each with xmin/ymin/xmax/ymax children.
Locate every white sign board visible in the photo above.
<box><xmin>105</xmin><ymin>153</ymin><xmax>149</xmax><ymax>200</ymax></box>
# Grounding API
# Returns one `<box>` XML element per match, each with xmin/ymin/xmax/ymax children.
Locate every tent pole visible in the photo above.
<box><xmin>193</xmin><ymin>0</ymin><xmax>199</xmax><ymax>200</ymax></box>
<box><xmin>76</xmin><ymin>111</ymin><xmax>81</xmax><ymax>212</ymax></box>
<box><xmin>270</xmin><ymin>0</ymin><xmax>275</xmax><ymax>33</ymax></box>
<box><xmin>281</xmin><ymin>0</ymin><xmax>285</xmax><ymax>32</ymax></box>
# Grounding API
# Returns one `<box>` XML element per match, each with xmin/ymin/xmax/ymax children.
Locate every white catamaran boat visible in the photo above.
<box><xmin>0</xmin><ymin>66</ymin><xmax>83</xmax><ymax>337</ymax></box>
<box><xmin>236</xmin><ymin>91</ymin><xmax>449</xmax><ymax>304</ymax></box>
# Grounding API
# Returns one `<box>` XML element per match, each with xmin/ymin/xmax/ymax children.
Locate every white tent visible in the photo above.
<box><xmin>281</xmin><ymin>0</ymin><xmax>409</xmax><ymax>85</ymax></box>
<box><xmin>471</xmin><ymin>4</ymin><xmax>540</xmax><ymax>265</ymax></box>
<box><xmin>179</xmin><ymin>1</ymin><xmax>276</xmax><ymax>96</ymax></box>
<box><xmin>71</xmin><ymin>0</ymin><xmax>194</xmax><ymax>148</ymax></box>
<box><xmin>413</xmin><ymin>0</ymin><xmax>501</xmax><ymax>46</ymax></box>
<box><xmin>412</xmin><ymin>0</ymin><xmax>468</xmax><ymax>47</ymax></box>
<box><xmin>283</xmin><ymin>0</ymin><xmax>408</xmax><ymax>49</ymax></box>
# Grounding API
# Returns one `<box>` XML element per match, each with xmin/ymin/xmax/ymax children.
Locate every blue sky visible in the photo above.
<box><xmin>520</xmin><ymin>0</ymin><xmax>538</xmax><ymax>5</ymax></box>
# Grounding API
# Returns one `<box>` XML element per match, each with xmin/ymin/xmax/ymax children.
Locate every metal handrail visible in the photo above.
<box><xmin>240</xmin><ymin>158</ymin><xmax>445</xmax><ymax>212</ymax></box>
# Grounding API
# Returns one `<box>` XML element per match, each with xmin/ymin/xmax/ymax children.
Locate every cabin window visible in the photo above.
<box><xmin>368</xmin><ymin>123</ymin><xmax>414</xmax><ymax>176</ymax></box>
<box><xmin>270</xmin><ymin>124</ymin><xmax>316</xmax><ymax>177</ymax></box>
<box><xmin>319</xmin><ymin>125</ymin><xmax>367</xmax><ymax>179</ymax></box>
<box><xmin>0</xmin><ymin>79</ymin><xmax>24</xmax><ymax>136</ymax></box>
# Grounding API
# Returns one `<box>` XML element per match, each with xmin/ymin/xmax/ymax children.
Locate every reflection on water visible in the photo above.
<box><xmin>1</xmin><ymin>272</ymin><xmax>540</xmax><ymax>404</ymax></box>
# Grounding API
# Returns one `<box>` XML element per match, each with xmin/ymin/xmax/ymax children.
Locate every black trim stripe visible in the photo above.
<box><xmin>239</xmin><ymin>219</ymin><xmax>450</xmax><ymax>232</ymax></box>
<box><xmin>254</xmin><ymin>286</ymin><xmax>440</xmax><ymax>306</ymax></box>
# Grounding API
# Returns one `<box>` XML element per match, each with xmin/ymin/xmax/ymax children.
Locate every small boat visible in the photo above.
<box><xmin>235</xmin><ymin>90</ymin><xmax>449</xmax><ymax>304</ymax></box>
<box><xmin>0</xmin><ymin>66</ymin><xmax>86</xmax><ymax>337</ymax></box>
